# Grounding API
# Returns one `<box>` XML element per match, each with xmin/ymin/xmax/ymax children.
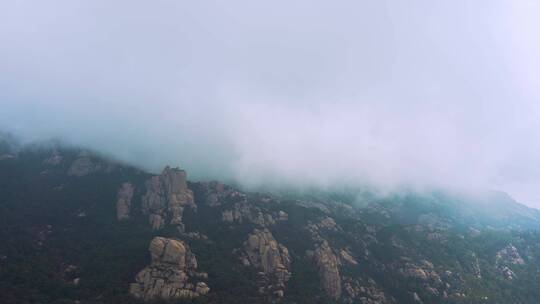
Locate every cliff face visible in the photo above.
<box><xmin>141</xmin><ymin>167</ymin><xmax>195</xmax><ymax>230</ymax></box>
<box><xmin>129</xmin><ymin>237</ymin><xmax>209</xmax><ymax>300</ymax></box>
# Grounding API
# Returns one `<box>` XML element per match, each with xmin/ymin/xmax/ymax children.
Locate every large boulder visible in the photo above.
<box><xmin>129</xmin><ymin>237</ymin><xmax>209</xmax><ymax>300</ymax></box>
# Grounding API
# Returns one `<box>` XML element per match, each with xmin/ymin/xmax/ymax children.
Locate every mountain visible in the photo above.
<box><xmin>2</xmin><ymin>142</ymin><xmax>540</xmax><ymax>304</ymax></box>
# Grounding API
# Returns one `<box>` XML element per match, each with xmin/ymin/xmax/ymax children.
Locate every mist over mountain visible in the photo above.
<box><xmin>2</xmin><ymin>1</ymin><xmax>540</xmax><ymax>206</ymax></box>
<box><xmin>3</xmin><ymin>136</ymin><xmax>540</xmax><ymax>304</ymax></box>
<box><xmin>5</xmin><ymin>2</ymin><xmax>540</xmax><ymax>304</ymax></box>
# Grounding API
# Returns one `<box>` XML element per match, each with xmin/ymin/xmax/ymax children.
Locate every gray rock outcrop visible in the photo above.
<box><xmin>306</xmin><ymin>218</ymin><xmax>346</xmax><ymax>300</ymax></box>
<box><xmin>141</xmin><ymin>167</ymin><xmax>195</xmax><ymax>230</ymax></box>
<box><xmin>339</xmin><ymin>249</ymin><xmax>358</xmax><ymax>266</ymax></box>
<box><xmin>496</xmin><ymin>244</ymin><xmax>525</xmax><ymax>265</ymax></box>
<box><xmin>116</xmin><ymin>182</ymin><xmax>134</xmax><ymax>221</ymax></box>
<box><xmin>198</xmin><ymin>181</ymin><xmax>256</xmax><ymax>207</ymax></box>
<box><xmin>471</xmin><ymin>252</ymin><xmax>481</xmax><ymax>279</ymax></box>
<box><xmin>398</xmin><ymin>259</ymin><xmax>442</xmax><ymax>283</ymax></box>
<box><xmin>495</xmin><ymin>244</ymin><xmax>524</xmax><ymax>280</ymax></box>
<box><xmin>241</xmin><ymin>228</ymin><xmax>291</xmax><ymax>298</ymax></box>
<box><xmin>313</xmin><ymin>240</ymin><xmax>342</xmax><ymax>300</ymax></box>
<box><xmin>129</xmin><ymin>237</ymin><xmax>209</xmax><ymax>300</ymax></box>
<box><xmin>307</xmin><ymin>216</ymin><xmax>339</xmax><ymax>241</ymax></box>
<box><xmin>199</xmin><ymin>181</ymin><xmax>283</xmax><ymax>227</ymax></box>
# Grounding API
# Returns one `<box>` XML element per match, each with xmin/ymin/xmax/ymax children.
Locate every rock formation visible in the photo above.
<box><xmin>199</xmin><ymin>181</ymin><xmax>227</xmax><ymax>206</ymax></box>
<box><xmin>471</xmin><ymin>252</ymin><xmax>482</xmax><ymax>279</ymax></box>
<box><xmin>307</xmin><ymin>216</ymin><xmax>339</xmax><ymax>241</ymax></box>
<box><xmin>313</xmin><ymin>240</ymin><xmax>342</xmax><ymax>300</ymax></box>
<box><xmin>241</xmin><ymin>228</ymin><xmax>291</xmax><ymax>298</ymax></box>
<box><xmin>141</xmin><ymin>167</ymin><xmax>195</xmax><ymax>230</ymax></box>
<box><xmin>116</xmin><ymin>182</ymin><xmax>134</xmax><ymax>221</ymax></box>
<box><xmin>496</xmin><ymin>244</ymin><xmax>525</xmax><ymax>265</ymax></box>
<box><xmin>398</xmin><ymin>259</ymin><xmax>442</xmax><ymax>283</ymax></box>
<box><xmin>129</xmin><ymin>237</ymin><xmax>209</xmax><ymax>300</ymax></box>
<box><xmin>198</xmin><ymin>181</ymin><xmax>283</xmax><ymax>227</ymax></box>
<box><xmin>339</xmin><ymin>249</ymin><xmax>358</xmax><ymax>266</ymax></box>
<box><xmin>305</xmin><ymin>218</ymin><xmax>346</xmax><ymax>300</ymax></box>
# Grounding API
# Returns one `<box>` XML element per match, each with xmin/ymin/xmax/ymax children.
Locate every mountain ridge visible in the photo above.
<box><xmin>2</xmin><ymin>142</ymin><xmax>540</xmax><ymax>303</ymax></box>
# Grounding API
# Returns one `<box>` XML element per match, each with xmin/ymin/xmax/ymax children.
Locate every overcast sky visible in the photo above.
<box><xmin>2</xmin><ymin>1</ymin><xmax>540</xmax><ymax>206</ymax></box>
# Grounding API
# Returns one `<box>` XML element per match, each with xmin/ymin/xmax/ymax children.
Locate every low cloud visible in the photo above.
<box><xmin>2</xmin><ymin>1</ymin><xmax>540</xmax><ymax>206</ymax></box>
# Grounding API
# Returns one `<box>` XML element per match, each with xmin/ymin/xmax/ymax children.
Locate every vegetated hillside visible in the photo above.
<box><xmin>1</xmin><ymin>142</ymin><xmax>540</xmax><ymax>304</ymax></box>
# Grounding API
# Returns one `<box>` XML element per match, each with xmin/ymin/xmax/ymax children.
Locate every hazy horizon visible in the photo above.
<box><xmin>2</xmin><ymin>1</ymin><xmax>540</xmax><ymax>207</ymax></box>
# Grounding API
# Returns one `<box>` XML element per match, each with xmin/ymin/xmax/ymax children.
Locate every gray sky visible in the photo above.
<box><xmin>2</xmin><ymin>1</ymin><xmax>540</xmax><ymax>207</ymax></box>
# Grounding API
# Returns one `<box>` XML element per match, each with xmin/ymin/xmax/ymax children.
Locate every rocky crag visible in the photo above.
<box><xmin>141</xmin><ymin>166</ymin><xmax>195</xmax><ymax>230</ymax></box>
<box><xmin>129</xmin><ymin>237</ymin><xmax>209</xmax><ymax>300</ymax></box>
<box><xmin>116</xmin><ymin>182</ymin><xmax>134</xmax><ymax>221</ymax></box>
<box><xmin>241</xmin><ymin>228</ymin><xmax>291</xmax><ymax>299</ymax></box>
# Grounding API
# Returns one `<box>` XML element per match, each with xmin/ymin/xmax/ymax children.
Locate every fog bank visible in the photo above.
<box><xmin>2</xmin><ymin>1</ymin><xmax>540</xmax><ymax>206</ymax></box>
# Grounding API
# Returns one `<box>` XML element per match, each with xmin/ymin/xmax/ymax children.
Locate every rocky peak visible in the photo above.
<box><xmin>141</xmin><ymin>167</ymin><xmax>195</xmax><ymax>230</ymax></box>
<box><xmin>161</xmin><ymin>166</ymin><xmax>189</xmax><ymax>194</ymax></box>
<box><xmin>129</xmin><ymin>237</ymin><xmax>209</xmax><ymax>300</ymax></box>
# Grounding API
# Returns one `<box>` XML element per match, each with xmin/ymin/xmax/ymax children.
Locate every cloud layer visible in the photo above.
<box><xmin>2</xmin><ymin>1</ymin><xmax>540</xmax><ymax>205</ymax></box>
